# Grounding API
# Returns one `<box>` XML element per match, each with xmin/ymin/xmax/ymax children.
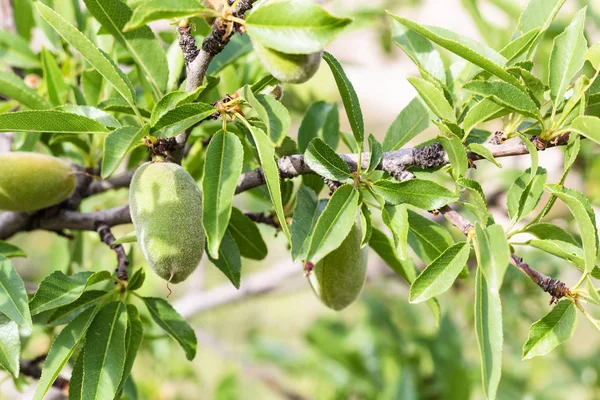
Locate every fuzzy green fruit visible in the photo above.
<box><xmin>129</xmin><ymin>162</ymin><xmax>205</xmax><ymax>284</ymax></box>
<box><xmin>0</xmin><ymin>152</ymin><xmax>76</xmax><ymax>212</ymax></box>
<box><xmin>253</xmin><ymin>41</ymin><xmax>321</xmax><ymax>84</ymax></box>
<box><xmin>308</xmin><ymin>223</ymin><xmax>368</xmax><ymax>311</ymax></box>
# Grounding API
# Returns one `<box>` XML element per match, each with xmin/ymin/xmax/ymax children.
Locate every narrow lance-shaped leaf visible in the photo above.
<box><xmin>474</xmin><ymin>268</ymin><xmax>503</xmax><ymax>400</ymax></box>
<box><xmin>374</xmin><ymin>179</ymin><xmax>458</xmax><ymax>210</ymax></box>
<box><xmin>408</xmin><ymin>77</ymin><xmax>455</xmax><ymax>123</ymax></box>
<box><xmin>463</xmin><ymin>98</ymin><xmax>508</xmax><ymax>135</ymax></box>
<box><xmin>304</xmin><ymin>184</ymin><xmax>359</xmax><ymax>265</ymax></box>
<box><xmin>463</xmin><ymin>81</ymin><xmax>540</xmax><ymax>120</ymax></box>
<box><xmin>142</xmin><ymin>297</ymin><xmax>197</xmax><ymax>360</ymax></box>
<box><xmin>518</xmin><ymin>0</ymin><xmax>566</xmax><ymax>34</ymax></box>
<box><xmin>570</xmin><ymin>116</ymin><xmax>600</xmax><ymax>146</ymax></box>
<box><xmin>240</xmin><ymin>119</ymin><xmax>291</xmax><ymax>240</ymax></box>
<box><xmin>383</xmin><ymin>97</ymin><xmax>430</xmax><ymax>151</ymax></box>
<box><xmin>474</xmin><ymin>223</ymin><xmax>509</xmax><ymax>291</ymax></box>
<box><xmin>407</xmin><ymin>210</ymin><xmax>454</xmax><ymax>263</ymax></box>
<box><xmin>0</xmin><ymin>313</ymin><xmax>19</xmax><ymax>378</ymax></box>
<box><xmin>114</xmin><ymin>305</ymin><xmax>144</xmax><ymax>399</ymax></box>
<box><xmin>290</xmin><ymin>186</ymin><xmax>322</xmax><ymax>261</ymax></box>
<box><xmin>228</xmin><ymin>208</ymin><xmax>268</xmax><ymax>261</ymax></box>
<box><xmin>382</xmin><ymin>204</ymin><xmax>409</xmax><ymax>260</ymax></box>
<box><xmin>202</xmin><ymin>131</ymin><xmax>244</xmax><ymax>259</ymax></box>
<box><xmin>304</xmin><ymin>137</ymin><xmax>352</xmax><ymax>181</ymax></box>
<box><xmin>101</xmin><ymin>126</ymin><xmax>148</xmax><ymax>179</ymax></box>
<box><xmin>409</xmin><ymin>241</ymin><xmax>470</xmax><ymax>303</ymax></box>
<box><xmin>323</xmin><ymin>52</ymin><xmax>364</xmax><ymax>152</ymax></box>
<box><xmin>207</xmin><ymin>231</ymin><xmax>242</xmax><ymax>289</ymax></box>
<box><xmin>0</xmin><ymin>254</ymin><xmax>32</xmax><ymax>329</ymax></box>
<box><xmin>522</xmin><ymin>299</ymin><xmax>577</xmax><ymax>359</ymax></box>
<box><xmin>546</xmin><ymin>185</ymin><xmax>598</xmax><ymax>274</ymax></box>
<box><xmin>33</xmin><ymin>306</ymin><xmax>100</xmax><ymax>400</ymax></box>
<box><xmin>41</xmin><ymin>47</ymin><xmax>67</xmax><ymax>106</ymax></box>
<box><xmin>438</xmin><ymin>134</ymin><xmax>467</xmax><ymax>178</ymax></box>
<box><xmin>83</xmin><ymin>0</ymin><xmax>169</xmax><ymax>97</ymax></box>
<box><xmin>549</xmin><ymin>7</ymin><xmax>587</xmax><ymax>106</ymax></box>
<box><xmin>388</xmin><ymin>13</ymin><xmax>524</xmax><ymax>90</ymax></box>
<box><xmin>81</xmin><ymin>302</ymin><xmax>128</xmax><ymax>400</ymax></box>
<box><xmin>245</xmin><ymin>0</ymin><xmax>352</xmax><ymax>54</ymax></box>
<box><xmin>298</xmin><ymin>101</ymin><xmax>340</xmax><ymax>152</ymax></box>
<box><xmin>150</xmin><ymin>86</ymin><xmax>206</xmax><ymax>127</ymax></box>
<box><xmin>125</xmin><ymin>0</ymin><xmax>206</xmax><ymax>31</ymax></box>
<box><xmin>150</xmin><ymin>103</ymin><xmax>216</xmax><ymax>138</ymax></box>
<box><xmin>35</xmin><ymin>2</ymin><xmax>136</xmax><ymax>109</ymax></box>
<box><xmin>0</xmin><ymin>242</ymin><xmax>26</xmax><ymax>258</ymax></box>
<box><xmin>241</xmin><ymin>85</ymin><xmax>290</xmax><ymax>146</ymax></box>
<box><xmin>467</xmin><ymin>143</ymin><xmax>502</xmax><ymax>168</ymax></box>
<box><xmin>367</xmin><ymin>134</ymin><xmax>382</xmax><ymax>172</ymax></box>
<box><xmin>0</xmin><ymin>71</ymin><xmax>51</xmax><ymax>110</ymax></box>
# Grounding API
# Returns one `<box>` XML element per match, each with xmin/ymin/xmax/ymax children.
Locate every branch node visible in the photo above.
<box><xmin>177</xmin><ymin>25</ymin><xmax>199</xmax><ymax>65</ymax></box>
<box><xmin>413</xmin><ymin>142</ymin><xmax>446</xmax><ymax>169</ymax></box>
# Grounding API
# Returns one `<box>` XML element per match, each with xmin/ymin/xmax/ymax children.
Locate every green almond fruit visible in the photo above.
<box><xmin>253</xmin><ymin>41</ymin><xmax>321</xmax><ymax>84</ymax></box>
<box><xmin>0</xmin><ymin>152</ymin><xmax>76</xmax><ymax>212</ymax></box>
<box><xmin>308</xmin><ymin>222</ymin><xmax>368</xmax><ymax>311</ymax></box>
<box><xmin>130</xmin><ymin>161</ymin><xmax>205</xmax><ymax>284</ymax></box>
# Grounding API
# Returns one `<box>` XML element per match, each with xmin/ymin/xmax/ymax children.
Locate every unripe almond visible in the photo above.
<box><xmin>129</xmin><ymin>162</ymin><xmax>205</xmax><ymax>284</ymax></box>
<box><xmin>253</xmin><ymin>41</ymin><xmax>321</xmax><ymax>84</ymax></box>
<box><xmin>308</xmin><ymin>222</ymin><xmax>368</xmax><ymax>311</ymax></box>
<box><xmin>0</xmin><ymin>152</ymin><xmax>76</xmax><ymax>212</ymax></box>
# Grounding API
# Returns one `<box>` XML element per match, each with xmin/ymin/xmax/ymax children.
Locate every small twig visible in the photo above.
<box><xmin>510</xmin><ymin>254</ymin><xmax>571</xmax><ymax>304</ymax></box>
<box><xmin>20</xmin><ymin>355</ymin><xmax>69</xmax><ymax>391</ymax></box>
<box><xmin>244</xmin><ymin>212</ymin><xmax>280</xmax><ymax>229</ymax></box>
<box><xmin>96</xmin><ymin>224</ymin><xmax>129</xmax><ymax>281</ymax></box>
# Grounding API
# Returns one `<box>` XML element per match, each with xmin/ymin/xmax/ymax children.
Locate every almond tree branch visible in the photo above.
<box><xmin>96</xmin><ymin>224</ymin><xmax>129</xmax><ymax>281</ymax></box>
<box><xmin>0</xmin><ymin>133</ymin><xmax>573</xmax><ymax>240</ymax></box>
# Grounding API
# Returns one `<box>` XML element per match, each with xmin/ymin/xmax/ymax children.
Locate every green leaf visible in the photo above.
<box><xmin>35</xmin><ymin>2</ymin><xmax>137</xmax><ymax>109</ymax></box>
<box><xmin>408</xmin><ymin>77</ymin><xmax>455</xmax><ymax>123</ymax></box>
<box><xmin>388</xmin><ymin>13</ymin><xmax>523</xmax><ymax>89</ymax></box>
<box><xmin>586</xmin><ymin>43</ymin><xmax>600</xmax><ymax>70</ymax></box>
<box><xmin>112</xmin><ymin>231</ymin><xmax>138</xmax><ymax>246</ymax></box>
<box><xmin>304</xmin><ymin>184</ymin><xmax>359</xmax><ymax>264</ymax></box>
<box><xmin>69</xmin><ymin>348</ymin><xmax>84</xmax><ymax>400</ymax></box>
<box><xmin>29</xmin><ymin>271</ymin><xmax>112</xmax><ymax>316</ymax></box>
<box><xmin>409</xmin><ymin>241</ymin><xmax>470</xmax><ymax>303</ymax></box>
<box><xmin>41</xmin><ymin>48</ymin><xmax>68</xmax><ymax>106</ymax></box>
<box><xmin>391</xmin><ymin>19</ymin><xmax>445</xmax><ymax>84</ymax></box>
<box><xmin>57</xmin><ymin>105</ymin><xmax>121</xmax><ymax>128</ymax></box>
<box><xmin>101</xmin><ymin>126</ymin><xmax>146</xmax><ymax>179</ymax></box>
<box><xmin>546</xmin><ymin>185</ymin><xmax>598</xmax><ymax>274</ymax></box>
<box><xmin>526</xmin><ymin>239</ymin><xmax>586</xmax><ymax>269</ymax></box>
<box><xmin>359</xmin><ymin>202</ymin><xmax>372</xmax><ymax>247</ymax></box>
<box><xmin>374</xmin><ymin>179</ymin><xmax>458</xmax><ymax>210</ymax></box>
<box><xmin>382</xmin><ymin>204</ymin><xmax>409</xmax><ymax>261</ymax></box>
<box><xmin>0</xmin><ymin>241</ymin><xmax>26</xmax><ymax>258</ymax></box>
<box><xmin>207</xmin><ymin>231</ymin><xmax>241</xmax><ymax>288</ymax></box>
<box><xmin>33</xmin><ymin>306</ymin><xmax>100</xmax><ymax>400</ymax></box>
<box><xmin>0</xmin><ymin>71</ymin><xmax>51</xmax><ymax>110</ymax></box>
<box><xmin>463</xmin><ymin>81</ymin><xmax>540</xmax><ymax>120</ymax></box>
<box><xmin>84</xmin><ymin>0</ymin><xmax>169</xmax><ymax>96</ymax></box>
<box><xmin>304</xmin><ymin>138</ymin><xmax>352</xmax><ymax>181</ymax></box>
<box><xmin>523</xmin><ymin>223</ymin><xmax>578</xmax><ymax>245</ymax></box>
<box><xmin>322</xmin><ymin>52</ymin><xmax>364</xmax><ymax>152</ymax></box>
<box><xmin>367</xmin><ymin>134</ymin><xmax>383</xmax><ymax>173</ymax></box>
<box><xmin>127</xmin><ymin>268</ymin><xmax>146</xmax><ymax>292</ymax></box>
<box><xmin>245</xmin><ymin>0</ymin><xmax>352</xmax><ymax>54</ymax></box>
<box><xmin>438</xmin><ymin>134</ymin><xmax>467</xmax><ymax>178</ymax></box>
<box><xmin>298</xmin><ymin>101</ymin><xmax>339</xmax><ymax>152</ymax></box>
<box><xmin>369</xmin><ymin>228</ymin><xmax>416</xmax><ymax>283</ymax></box>
<box><xmin>202</xmin><ymin>131</ymin><xmax>244</xmax><ymax>259</ymax></box>
<box><xmin>463</xmin><ymin>98</ymin><xmax>508</xmax><ymax>134</ymax></box>
<box><xmin>549</xmin><ymin>7</ymin><xmax>587</xmax><ymax>106</ymax></box>
<box><xmin>142</xmin><ymin>297</ymin><xmax>197</xmax><ymax>360</ymax></box>
<box><xmin>227</xmin><ymin>208</ymin><xmax>268</xmax><ymax>260</ymax></box>
<box><xmin>383</xmin><ymin>97</ymin><xmax>430</xmax><ymax>151</ymax></box>
<box><xmin>0</xmin><ymin>255</ymin><xmax>32</xmax><ymax>329</ymax></box>
<box><xmin>47</xmin><ymin>290</ymin><xmax>107</xmax><ymax>326</ymax></box>
<box><xmin>241</xmin><ymin>120</ymin><xmax>290</xmax><ymax>240</ymax></box>
<box><xmin>522</xmin><ymin>299</ymin><xmax>577</xmax><ymax>359</ymax></box>
<box><xmin>518</xmin><ymin>0</ymin><xmax>566</xmax><ymax>35</ymax></box>
<box><xmin>474</xmin><ymin>268</ymin><xmax>503</xmax><ymax>400</ymax></box>
<box><xmin>0</xmin><ymin>313</ymin><xmax>19</xmax><ymax>378</ymax></box>
<box><xmin>474</xmin><ymin>224</ymin><xmax>509</xmax><ymax>290</ymax></box>
<box><xmin>125</xmin><ymin>0</ymin><xmax>206</xmax><ymax>31</ymax></box>
<box><xmin>150</xmin><ymin>103</ymin><xmax>216</xmax><ymax>137</ymax></box>
<box><xmin>241</xmin><ymin>86</ymin><xmax>290</xmax><ymax>146</ymax></box>
<box><xmin>99</xmin><ymin>98</ymin><xmax>150</xmax><ymax>118</ymax></box>
<box><xmin>150</xmin><ymin>86</ymin><xmax>205</xmax><ymax>127</ymax></box>
<box><xmin>114</xmin><ymin>305</ymin><xmax>144</xmax><ymax>399</ymax></box>
<box><xmin>507</xmin><ymin>168</ymin><xmax>547</xmax><ymax>221</ymax></box>
<box><xmin>407</xmin><ymin>210</ymin><xmax>454</xmax><ymax>264</ymax></box>
<box><xmin>570</xmin><ymin>116</ymin><xmax>600</xmax><ymax>145</ymax></box>
<box><xmin>290</xmin><ymin>186</ymin><xmax>322</xmax><ymax>261</ymax></box>
<box><xmin>458</xmin><ymin>177</ymin><xmax>489</xmax><ymax>222</ymax></box>
<box><xmin>467</xmin><ymin>143</ymin><xmax>502</xmax><ymax>168</ymax></box>
<box><xmin>0</xmin><ymin>29</ymin><xmax>40</xmax><ymax>68</ymax></box>
<box><xmin>0</xmin><ymin>110</ymin><xmax>110</xmax><ymax>134</ymax></box>
<box><xmin>499</xmin><ymin>28</ymin><xmax>540</xmax><ymax>61</ymax></box>
<box><xmin>82</xmin><ymin>302</ymin><xmax>128</xmax><ymax>400</ymax></box>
